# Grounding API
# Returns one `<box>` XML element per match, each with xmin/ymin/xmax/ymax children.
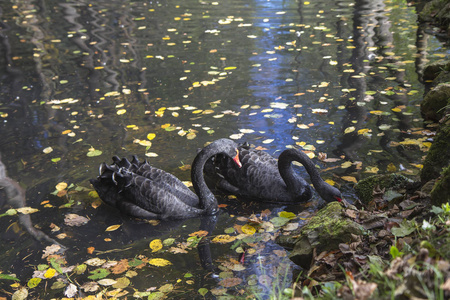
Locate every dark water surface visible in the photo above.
<box><xmin>0</xmin><ymin>0</ymin><xmax>448</xmax><ymax>298</ymax></box>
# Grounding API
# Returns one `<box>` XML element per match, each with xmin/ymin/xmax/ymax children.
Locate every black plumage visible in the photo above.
<box><xmin>90</xmin><ymin>139</ymin><xmax>241</xmax><ymax>220</ymax></box>
<box><xmin>206</xmin><ymin>143</ymin><xmax>342</xmax><ymax>203</ymax></box>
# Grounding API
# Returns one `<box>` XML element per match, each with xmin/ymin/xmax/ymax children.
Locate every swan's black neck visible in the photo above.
<box><xmin>278</xmin><ymin>149</ymin><xmax>325</xmax><ymax>191</ymax></box>
<box><xmin>192</xmin><ymin>141</ymin><xmax>233</xmax><ymax>214</ymax></box>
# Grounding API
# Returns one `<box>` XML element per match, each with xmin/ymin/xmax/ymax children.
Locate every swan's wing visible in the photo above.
<box><xmin>133</xmin><ymin>163</ymin><xmax>199</xmax><ymax>207</ymax></box>
<box><xmin>115</xmin><ymin>171</ymin><xmax>205</xmax><ymax>220</ymax></box>
<box><xmin>110</xmin><ymin>157</ymin><xmax>199</xmax><ymax>207</ymax></box>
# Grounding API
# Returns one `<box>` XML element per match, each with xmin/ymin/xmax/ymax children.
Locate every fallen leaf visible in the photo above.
<box><xmin>150</xmin><ymin>239</ymin><xmax>163</xmax><ymax>252</ymax></box>
<box><xmin>212</xmin><ymin>235</ymin><xmax>237</xmax><ymax>244</ymax></box>
<box><xmin>64</xmin><ymin>214</ymin><xmax>89</xmax><ymax>226</ymax></box>
<box><xmin>105</xmin><ymin>224</ymin><xmax>121</xmax><ymax>232</ymax></box>
<box><xmin>148</xmin><ymin>258</ymin><xmax>172</xmax><ymax>267</ymax></box>
<box><xmin>219</xmin><ymin>277</ymin><xmax>242</xmax><ymax>287</ymax></box>
<box><xmin>241</xmin><ymin>224</ymin><xmax>256</xmax><ymax>235</ymax></box>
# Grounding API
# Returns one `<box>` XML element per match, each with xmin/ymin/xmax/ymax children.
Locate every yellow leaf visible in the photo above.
<box><xmin>341</xmin><ymin>176</ymin><xmax>357</xmax><ymax>183</ymax></box>
<box><xmin>44</xmin><ymin>268</ymin><xmax>56</xmax><ymax>279</ymax></box>
<box><xmin>55</xmin><ymin>182</ymin><xmax>68</xmax><ymax>191</ymax></box>
<box><xmin>161</xmin><ymin>123</ymin><xmax>171</xmax><ymax>129</ymax></box>
<box><xmin>387</xmin><ymin>163</ymin><xmax>397</xmax><ymax>172</ymax></box>
<box><xmin>117</xmin><ymin>109</ymin><xmax>126</xmax><ymax>115</ymax></box>
<box><xmin>341</xmin><ymin>161</ymin><xmax>352</xmax><ymax>168</ymax></box>
<box><xmin>325</xmin><ymin>179</ymin><xmax>336</xmax><ymax>186</ymax></box>
<box><xmin>150</xmin><ymin>239</ymin><xmax>163</xmax><ymax>252</ymax></box>
<box><xmin>365</xmin><ymin>166</ymin><xmax>379</xmax><ymax>174</ymax></box>
<box><xmin>16</xmin><ymin>207</ymin><xmax>39</xmax><ymax>214</ymax></box>
<box><xmin>278</xmin><ymin>211</ymin><xmax>297</xmax><ymax>219</ymax></box>
<box><xmin>211</xmin><ymin>235</ymin><xmax>237</xmax><ymax>244</ymax></box>
<box><xmin>148</xmin><ymin>258</ymin><xmax>172</xmax><ymax>267</ymax></box>
<box><xmin>241</xmin><ymin>224</ymin><xmax>256</xmax><ymax>235</ymax></box>
<box><xmin>105</xmin><ymin>224</ymin><xmax>121</xmax><ymax>232</ymax></box>
<box><xmin>138</xmin><ymin>140</ymin><xmax>152</xmax><ymax>147</ymax></box>
<box><xmin>344</xmin><ymin>126</ymin><xmax>355</xmax><ymax>134</ymax></box>
<box><xmin>369</xmin><ymin>110</ymin><xmax>383</xmax><ymax>115</ymax></box>
<box><xmin>357</xmin><ymin>128</ymin><xmax>370</xmax><ymax>135</ymax></box>
<box><xmin>391</xmin><ymin>107</ymin><xmax>402</xmax><ymax>112</ymax></box>
<box><xmin>147</xmin><ymin>133</ymin><xmax>156</xmax><ymax>140</ymax></box>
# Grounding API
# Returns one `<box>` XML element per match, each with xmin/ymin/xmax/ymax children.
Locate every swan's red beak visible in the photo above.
<box><xmin>233</xmin><ymin>150</ymin><xmax>242</xmax><ymax>168</ymax></box>
<box><xmin>335</xmin><ymin>196</ymin><xmax>342</xmax><ymax>202</ymax></box>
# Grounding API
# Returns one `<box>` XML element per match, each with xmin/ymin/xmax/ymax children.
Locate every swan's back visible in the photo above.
<box><xmin>90</xmin><ymin>156</ymin><xmax>203</xmax><ymax>220</ymax></box>
<box><xmin>208</xmin><ymin>145</ymin><xmax>311</xmax><ymax>202</ymax></box>
<box><xmin>112</xmin><ymin>156</ymin><xmax>199</xmax><ymax>207</ymax></box>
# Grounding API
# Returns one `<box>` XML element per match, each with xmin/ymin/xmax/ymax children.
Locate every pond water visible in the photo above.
<box><xmin>0</xmin><ymin>0</ymin><xmax>448</xmax><ymax>298</ymax></box>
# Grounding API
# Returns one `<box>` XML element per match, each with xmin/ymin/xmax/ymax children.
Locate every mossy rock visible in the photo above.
<box><xmin>420</xmin><ymin>83</ymin><xmax>450</xmax><ymax>122</ymax></box>
<box><xmin>277</xmin><ymin>202</ymin><xmax>365</xmax><ymax>269</ymax></box>
<box><xmin>421</xmin><ymin>116</ymin><xmax>450</xmax><ymax>182</ymax></box>
<box><xmin>431</xmin><ymin>165</ymin><xmax>450</xmax><ymax>206</ymax></box>
<box><xmin>422</xmin><ymin>60</ymin><xmax>450</xmax><ymax>82</ymax></box>
<box><xmin>419</xmin><ymin>0</ymin><xmax>450</xmax><ymax>29</ymax></box>
<box><xmin>354</xmin><ymin>174</ymin><xmax>413</xmax><ymax>205</ymax></box>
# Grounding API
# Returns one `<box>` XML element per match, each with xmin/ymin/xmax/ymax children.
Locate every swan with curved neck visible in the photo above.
<box><xmin>90</xmin><ymin>138</ymin><xmax>241</xmax><ymax>220</ymax></box>
<box><xmin>206</xmin><ymin>144</ymin><xmax>342</xmax><ymax>203</ymax></box>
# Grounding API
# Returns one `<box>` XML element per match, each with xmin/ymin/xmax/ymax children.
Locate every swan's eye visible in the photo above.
<box><xmin>233</xmin><ymin>149</ymin><xmax>242</xmax><ymax>168</ymax></box>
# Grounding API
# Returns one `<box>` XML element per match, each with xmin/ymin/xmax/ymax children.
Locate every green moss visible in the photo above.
<box><xmin>430</xmin><ymin>165</ymin><xmax>450</xmax><ymax>206</ymax></box>
<box><xmin>354</xmin><ymin>174</ymin><xmax>413</xmax><ymax>204</ymax></box>
<box><xmin>421</xmin><ymin>83</ymin><xmax>450</xmax><ymax>122</ymax></box>
<box><xmin>284</xmin><ymin>202</ymin><xmax>365</xmax><ymax>268</ymax></box>
<box><xmin>421</xmin><ymin>117</ymin><xmax>450</xmax><ymax>183</ymax></box>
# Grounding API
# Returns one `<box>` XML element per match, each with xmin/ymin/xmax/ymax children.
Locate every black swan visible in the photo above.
<box><xmin>90</xmin><ymin>138</ymin><xmax>242</xmax><ymax>220</ymax></box>
<box><xmin>206</xmin><ymin>143</ymin><xmax>342</xmax><ymax>203</ymax></box>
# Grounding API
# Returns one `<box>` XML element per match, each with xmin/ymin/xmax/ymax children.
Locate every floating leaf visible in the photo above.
<box><xmin>116</xmin><ymin>109</ymin><xmax>126</xmax><ymax>115</ymax></box>
<box><xmin>88</xmin><ymin>268</ymin><xmax>110</xmax><ymax>280</ymax></box>
<box><xmin>219</xmin><ymin>277</ymin><xmax>242</xmax><ymax>287</ymax></box>
<box><xmin>138</xmin><ymin>140</ymin><xmax>152</xmax><ymax>147</ymax></box>
<box><xmin>198</xmin><ymin>288</ymin><xmax>209</xmax><ymax>296</ymax></box>
<box><xmin>64</xmin><ymin>283</ymin><xmax>77</xmax><ymax>298</ymax></box>
<box><xmin>163</xmin><ymin>238</ymin><xmax>175</xmax><ymax>246</ymax></box>
<box><xmin>43</xmin><ymin>147</ymin><xmax>53</xmax><ymax>154</ymax></box>
<box><xmin>262</xmin><ymin>139</ymin><xmax>274</xmax><ymax>144</ymax></box>
<box><xmin>241</xmin><ymin>224</ymin><xmax>256</xmax><ymax>235</ymax></box>
<box><xmin>150</xmin><ymin>239</ymin><xmax>163</xmax><ymax>252</ymax></box>
<box><xmin>55</xmin><ymin>182</ymin><xmax>68</xmax><ymax>191</ymax></box>
<box><xmin>270</xmin><ymin>217</ymin><xmax>290</xmax><ymax>227</ymax></box>
<box><xmin>64</xmin><ymin>213</ymin><xmax>89</xmax><ymax>226</ymax></box>
<box><xmin>341</xmin><ymin>176</ymin><xmax>357</xmax><ymax>183</ymax></box>
<box><xmin>147</xmin><ymin>133</ymin><xmax>156</xmax><ymax>140</ymax></box>
<box><xmin>44</xmin><ymin>268</ymin><xmax>57</xmax><ymax>279</ymax></box>
<box><xmin>97</xmin><ymin>279</ymin><xmax>117</xmax><ymax>286</ymax></box>
<box><xmin>344</xmin><ymin>126</ymin><xmax>355</xmax><ymax>134</ymax></box>
<box><xmin>212</xmin><ymin>235</ymin><xmax>237</xmax><ymax>244</ymax></box>
<box><xmin>159</xmin><ymin>283</ymin><xmax>174</xmax><ymax>293</ymax></box>
<box><xmin>148</xmin><ymin>292</ymin><xmax>165</xmax><ymax>300</ymax></box>
<box><xmin>112</xmin><ymin>277</ymin><xmax>131</xmax><ymax>289</ymax></box>
<box><xmin>87</xmin><ymin>148</ymin><xmax>102</xmax><ymax>157</ymax></box>
<box><xmin>0</xmin><ymin>274</ymin><xmax>20</xmax><ymax>281</ymax></box>
<box><xmin>105</xmin><ymin>224</ymin><xmax>121</xmax><ymax>232</ymax></box>
<box><xmin>27</xmin><ymin>278</ymin><xmax>42</xmax><ymax>288</ymax></box>
<box><xmin>148</xmin><ymin>258</ymin><xmax>172</xmax><ymax>267</ymax></box>
<box><xmin>16</xmin><ymin>207</ymin><xmax>39</xmax><ymax>214</ymax></box>
<box><xmin>85</xmin><ymin>258</ymin><xmax>107</xmax><ymax>266</ymax></box>
<box><xmin>278</xmin><ymin>211</ymin><xmax>296</xmax><ymax>219</ymax></box>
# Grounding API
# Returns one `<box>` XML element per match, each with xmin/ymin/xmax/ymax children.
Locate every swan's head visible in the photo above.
<box><xmin>320</xmin><ymin>184</ymin><xmax>343</xmax><ymax>203</ymax></box>
<box><xmin>208</xmin><ymin>138</ymin><xmax>242</xmax><ymax>168</ymax></box>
